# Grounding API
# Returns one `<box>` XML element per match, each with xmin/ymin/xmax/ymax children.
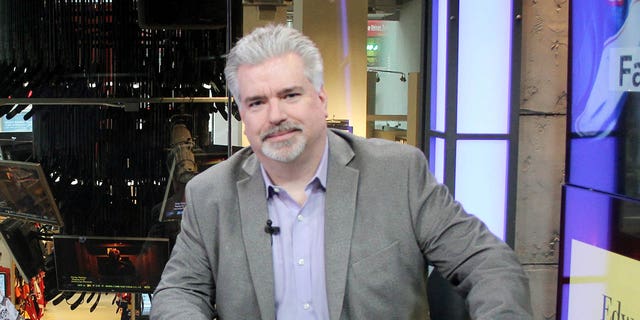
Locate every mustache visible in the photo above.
<box><xmin>260</xmin><ymin>122</ymin><xmax>303</xmax><ymax>141</ymax></box>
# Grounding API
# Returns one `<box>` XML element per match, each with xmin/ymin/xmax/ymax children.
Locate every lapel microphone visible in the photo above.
<box><xmin>264</xmin><ymin>219</ymin><xmax>280</xmax><ymax>235</ymax></box>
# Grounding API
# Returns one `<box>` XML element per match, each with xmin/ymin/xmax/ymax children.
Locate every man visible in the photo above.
<box><xmin>150</xmin><ymin>24</ymin><xmax>532</xmax><ymax>319</ymax></box>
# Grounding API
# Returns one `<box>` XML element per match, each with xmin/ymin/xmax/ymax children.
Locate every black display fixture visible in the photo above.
<box><xmin>138</xmin><ymin>0</ymin><xmax>229</xmax><ymax>30</ymax></box>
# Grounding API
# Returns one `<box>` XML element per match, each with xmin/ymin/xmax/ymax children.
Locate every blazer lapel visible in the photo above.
<box><xmin>238</xmin><ymin>155</ymin><xmax>276</xmax><ymax>320</ymax></box>
<box><xmin>324</xmin><ymin>131</ymin><xmax>358</xmax><ymax>320</ymax></box>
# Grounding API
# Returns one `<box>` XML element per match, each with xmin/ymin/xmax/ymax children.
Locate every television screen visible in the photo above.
<box><xmin>558</xmin><ymin>186</ymin><xmax>640</xmax><ymax>319</ymax></box>
<box><xmin>567</xmin><ymin>0</ymin><xmax>640</xmax><ymax>199</ymax></box>
<box><xmin>53</xmin><ymin>236</ymin><xmax>169</xmax><ymax>293</ymax></box>
<box><xmin>560</xmin><ymin>1</ymin><xmax>640</xmax><ymax>318</ymax></box>
<box><xmin>0</xmin><ymin>160</ymin><xmax>64</xmax><ymax>226</ymax></box>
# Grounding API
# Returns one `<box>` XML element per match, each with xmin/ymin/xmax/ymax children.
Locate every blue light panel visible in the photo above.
<box><xmin>431</xmin><ymin>0</ymin><xmax>448</xmax><ymax>133</ymax></box>
<box><xmin>457</xmin><ymin>1</ymin><xmax>512</xmax><ymax>134</ymax></box>
<box><xmin>455</xmin><ymin>140</ymin><xmax>508</xmax><ymax>239</ymax></box>
<box><xmin>429</xmin><ymin>137</ymin><xmax>445</xmax><ymax>183</ymax></box>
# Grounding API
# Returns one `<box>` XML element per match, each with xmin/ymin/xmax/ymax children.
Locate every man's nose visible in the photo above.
<box><xmin>267</xmin><ymin>100</ymin><xmax>287</xmax><ymax>123</ymax></box>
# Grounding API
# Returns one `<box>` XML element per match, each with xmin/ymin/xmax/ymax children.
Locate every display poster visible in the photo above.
<box><xmin>567</xmin><ymin>240</ymin><xmax>639</xmax><ymax>319</ymax></box>
<box><xmin>573</xmin><ymin>0</ymin><xmax>640</xmax><ymax>139</ymax></box>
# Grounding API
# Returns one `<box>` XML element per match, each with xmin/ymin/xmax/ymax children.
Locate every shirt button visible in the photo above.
<box><xmin>297</xmin><ymin>214</ymin><xmax>304</xmax><ymax>221</ymax></box>
<box><xmin>303</xmin><ymin>303</ymin><xmax>311</xmax><ymax>310</ymax></box>
<box><xmin>297</xmin><ymin>258</ymin><xmax>305</xmax><ymax>265</ymax></box>
<box><xmin>273</xmin><ymin>187</ymin><xmax>280</xmax><ymax>193</ymax></box>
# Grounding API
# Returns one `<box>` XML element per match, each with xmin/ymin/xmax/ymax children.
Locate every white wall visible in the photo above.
<box><xmin>372</xmin><ymin>0</ymin><xmax>422</xmax><ymax>130</ymax></box>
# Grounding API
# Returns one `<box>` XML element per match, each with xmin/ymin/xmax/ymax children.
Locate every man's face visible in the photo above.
<box><xmin>237</xmin><ymin>53</ymin><xmax>328</xmax><ymax>164</ymax></box>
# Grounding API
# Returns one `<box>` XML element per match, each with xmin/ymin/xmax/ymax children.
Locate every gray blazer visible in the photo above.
<box><xmin>151</xmin><ymin>129</ymin><xmax>532</xmax><ymax>320</ymax></box>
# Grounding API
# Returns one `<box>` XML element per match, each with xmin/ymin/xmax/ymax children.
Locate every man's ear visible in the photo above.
<box><xmin>318</xmin><ymin>85</ymin><xmax>328</xmax><ymax>117</ymax></box>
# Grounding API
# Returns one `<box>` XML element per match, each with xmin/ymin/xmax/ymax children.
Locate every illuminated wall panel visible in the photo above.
<box><xmin>455</xmin><ymin>140</ymin><xmax>508</xmax><ymax>239</ymax></box>
<box><xmin>426</xmin><ymin>0</ymin><xmax>517</xmax><ymax>242</ymax></box>
<box><xmin>429</xmin><ymin>137</ymin><xmax>445</xmax><ymax>183</ymax></box>
<box><xmin>431</xmin><ymin>0</ymin><xmax>448</xmax><ymax>133</ymax></box>
<box><xmin>457</xmin><ymin>0</ymin><xmax>512</xmax><ymax>134</ymax></box>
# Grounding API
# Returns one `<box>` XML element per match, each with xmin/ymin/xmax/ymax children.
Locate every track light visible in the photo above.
<box><xmin>368</xmin><ymin>68</ymin><xmax>407</xmax><ymax>83</ymax></box>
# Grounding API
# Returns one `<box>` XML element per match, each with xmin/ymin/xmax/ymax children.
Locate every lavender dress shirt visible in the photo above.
<box><xmin>260</xmin><ymin>142</ymin><xmax>330</xmax><ymax>320</ymax></box>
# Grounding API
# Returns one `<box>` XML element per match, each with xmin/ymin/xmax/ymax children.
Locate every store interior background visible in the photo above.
<box><xmin>0</xmin><ymin>0</ymin><xmax>567</xmax><ymax>319</ymax></box>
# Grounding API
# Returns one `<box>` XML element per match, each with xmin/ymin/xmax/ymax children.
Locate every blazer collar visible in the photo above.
<box><xmin>238</xmin><ymin>130</ymin><xmax>358</xmax><ymax>320</ymax></box>
<box><xmin>324</xmin><ymin>130</ymin><xmax>358</xmax><ymax>320</ymax></box>
<box><xmin>238</xmin><ymin>155</ymin><xmax>276</xmax><ymax>320</ymax></box>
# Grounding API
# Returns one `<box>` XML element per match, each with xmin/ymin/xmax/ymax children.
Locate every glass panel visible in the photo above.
<box><xmin>455</xmin><ymin>139</ymin><xmax>508</xmax><ymax>239</ymax></box>
<box><xmin>429</xmin><ymin>137</ymin><xmax>445</xmax><ymax>183</ymax></box>
<box><xmin>430</xmin><ymin>0</ymin><xmax>448</xmax><ymax>133</ymax></box>
<box><xmin>366</xmin><ymin>0</ymin><xmax>423</xmax><ymax>144</ymax></box>
<box><xmin>457</xmin><ymin>0</ymin><xmax>512</xmax><ymax>134</ymax></box>
<box><xmin>568</xmin><ymin>137</ymin><xmax>617</xmax><ymax>196</ymax></box>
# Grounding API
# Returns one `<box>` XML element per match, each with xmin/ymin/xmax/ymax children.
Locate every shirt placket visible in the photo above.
<box><xmin>292</xmin><ymin>203</ymin><xmax>313</xmax><ymax>315</ymax></box>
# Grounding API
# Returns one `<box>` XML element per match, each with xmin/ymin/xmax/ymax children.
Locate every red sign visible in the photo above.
<box><xmin>367</xmin><ymin>20</ymin><xmax>386</xmax><ymax>37</ymax></box>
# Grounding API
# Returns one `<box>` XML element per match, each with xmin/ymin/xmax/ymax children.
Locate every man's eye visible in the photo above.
<box><xmin>247</xmin><ymin>100</ymin><xmax>264</xmax><ymax>108</ymax></box>
<box><xmin>284</xmin><ymin>93</ymin><xmax>300</xmax><ymax>99</ymax></box>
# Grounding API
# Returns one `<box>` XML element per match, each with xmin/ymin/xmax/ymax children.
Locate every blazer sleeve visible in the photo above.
<box><xmin>150</xmin><ymin>182</ymin><xmax>217</xmax><ymax>320</ymax></box>
<box><xmin>407</xmin><ymin>147</ymin><xmax>533</xmax><ymax>319</ymax></box>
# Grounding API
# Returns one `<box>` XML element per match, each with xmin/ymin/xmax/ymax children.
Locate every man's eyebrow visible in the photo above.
<box><xmin>277</xmin><ymin>86</ymin><xmax>304</xmax><ymax>96</ymax></box>
<box><xmin>242</xmin><ymin>94</ymin><xmax>266</xmax><ymax>105</ymax></box>
<box><xmin>242</xmin><ymin>86</ymin><xmax>305</xmax><ymax>104</ymax></box>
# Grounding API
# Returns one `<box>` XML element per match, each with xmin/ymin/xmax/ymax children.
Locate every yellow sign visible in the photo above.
<box><xmin>568</xmin><ymin>240</ymin><xmax>639</xmax><ymax>319</ymax></box>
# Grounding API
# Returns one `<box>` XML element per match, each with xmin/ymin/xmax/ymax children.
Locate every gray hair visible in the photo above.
<box><xmin>224</xmin><ymin>24</ymin><xmax>324</xmax><ymax>105</ymax></box>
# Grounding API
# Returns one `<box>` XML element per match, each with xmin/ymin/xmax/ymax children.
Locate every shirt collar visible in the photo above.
<box><xmin>261</xmin><ymin>136</ymin><xmax>329</xmax><ymax>199</ymax></box>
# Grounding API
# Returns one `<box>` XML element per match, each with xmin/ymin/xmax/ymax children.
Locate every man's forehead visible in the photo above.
<box><xmin>237</xmin><ymin>59</ymin><xmax>310</xmax><ymax>96</ymax></box>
